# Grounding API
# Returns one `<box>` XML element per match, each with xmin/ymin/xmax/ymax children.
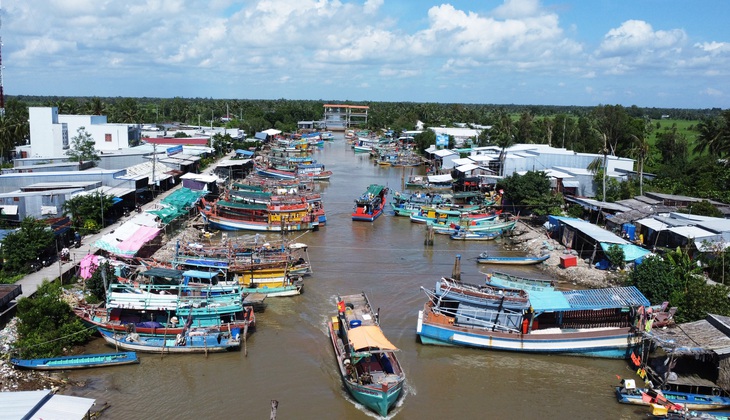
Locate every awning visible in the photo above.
<box><xmin>455</xmin><ymin>163</ymin><xmax>479</xmax><ymax>173</ymax></box>
<box><xmin>600</xmin><ymin>242</ymin><xmax>651</xmax><ymax>262</ymax></box>
<box><xmin>562</xmin><ymin>180</ymin><xmax>580</xmax><ymax>188</ymax></box>
<box><xmin>347</xmin><ymin>325</ymin><xmax>398</xmax><ymax>351</ymax></box>
<box><xmin>427</xmin><ymin>174</ymin><xmax>453</xmax><ymax>183</ymax></box>
<box><xmin>635</xmin><ymin>217</ymin><xmax>668</xmax><ymax>231</ymax></box>
<box><xmin>434</xmin><ymin>149</ymin><xmax>456</xmax><ymax>157</ymax></box>
<box><xmin>263</xmin><ymin>128</ymin><xmax>282</xmax><ymax>136</ymax></box>
<box><xmin>0</xmin><ymin>205</ymin><xmax>18</xmax><ymax>215</ymax></box>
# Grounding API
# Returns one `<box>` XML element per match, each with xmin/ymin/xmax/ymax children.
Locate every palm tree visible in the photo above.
<box><xmin>85</xmin><ymin>97</ymin><xmax>106</xmax><ymax>116</ymax></box>
<box><xmin>629</xmin><ymin>117</ymin><xmax>653</xmax><ymax>195</ymax></box>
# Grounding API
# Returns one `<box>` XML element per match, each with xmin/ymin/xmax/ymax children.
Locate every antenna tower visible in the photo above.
<box><xmin>0</xmin><ymin>3</ymin><xmax>5</xmax><ymax>116</ymax></box>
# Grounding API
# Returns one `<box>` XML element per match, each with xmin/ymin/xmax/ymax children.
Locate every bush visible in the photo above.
<box><xmin>15</xmin><ymin>280</ymin><xmax>94</xmax><ymax>359</ymax></box>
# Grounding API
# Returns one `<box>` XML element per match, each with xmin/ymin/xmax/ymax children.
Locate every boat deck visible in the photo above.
<box><xmin>340</xmin><ymin>293</ymin><xmax>377</xmax><ymax>326</ymax></box>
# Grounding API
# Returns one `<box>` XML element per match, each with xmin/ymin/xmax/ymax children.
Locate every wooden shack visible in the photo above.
<box><xmin>642</xmin><ymin>314</ymin><xmax>730</xmax><ymax>395</ymax></box>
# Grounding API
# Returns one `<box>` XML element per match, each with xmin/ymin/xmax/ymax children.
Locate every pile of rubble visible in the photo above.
<box><xmin>0</xmin><ymin>318</ymin><xmax>69</xmax><ymax>392</ymax></box>
<box><xmin>506</xmin><ymin>219</ymin><xmax>621</xmax><ymax>289</ymax></box>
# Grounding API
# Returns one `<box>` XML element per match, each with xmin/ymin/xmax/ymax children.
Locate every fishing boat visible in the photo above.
<box><xmin>199</xmin><ymin>198</ymin><xmax>319</xmax><ymax>232</ymax></box>
<box><xmin>74</xmin><ymin>268</ymin><xmax>256</xmax><ymax>337</ymax></box>
<box><xmin>405</xmin><ymin>174</ymin><xmax>453</xmax><ymax>190</ymax></box>
<box><xmin>352</xmin><ymin>184</ymin><xmax>388</xmax><ymax>222</ymax></box>
<box><xmin>409</xmin><ymin>208</ymin><xmax>497</xmax><ymax>225</ymax></box>
<box><xmin>10</xmin><ymin>352</ymin><xmax>139</xmax><ymax>370</ymax></box>
<box><xmin>484</xmin><ymin>271</ymin><xmax>556</xmax><ymax>292</ymax></box>
<box><xmin>449</xmin><ymin>230</ymin><xmax>502</xmax><ymax>241</ymax></box>
<box><xmin>434</xmin><ymin>276</ymin><xmax>530</xmax><ymax>311</ymax></box>
<box><xmin>99</xmin><ymin>326</ymin><xmax>242</xmax><ymax>353</ymax></box>
<box><xmin>237</xmin><ymin>274</ymin><xmax>304</xmax><ymax>297</ymax></box>
<box><xmin>476</xmin><ymin>252</ymin><xmax>550</xmax><ymax>265</ymax></box>
<box><xmin>615</xmin><ymin>380</ymin><xmax>730</xmax><ymax>411</ymax></box>
<box><xmin>430</xmin><ymin>219</ymin><xmax>516</xmax><ymax>235</ymax></box>
<box><xmin>327</xmin><ymin>293</ymin><xmax>405</xmax><ymax>417</ymax></box>
<box><xmin>417</xmin><ymin>284</ymin><xmax>650</xmax><ymax>358</ymax></box>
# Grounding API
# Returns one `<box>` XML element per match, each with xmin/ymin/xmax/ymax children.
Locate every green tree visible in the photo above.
<box><xmin>677</xmin><ymin>200</ymin><xmax>723</xmax><ymax>217</ymax></box>
<box><xmin>14</xmin><ymin>280</ymin><xmax>94</xmax><ymax>359</ymax></box>
<box><xmin>66</xmin><ymin>126</ymin><xmax>99</xmax><ymax>165</ymax></box>
<box><xmin>1</xmin><ymin>217</ymin><xmax>55</xmax><ymax>274</ymax></box>
<box><xmin>627</xmin><ymin>254</ymin><xmax>677</xmax><ymax>304</ymax></box>
<box><xmin>499</xmin><ymin>170</ymin><xmax>563</xmax><ymax>216</ymax></box>
<box><xmin>605</xmin><ymin>244</ymin><xmax>626</xmax><ymax>269</ymax></box>
<box><xmin>87</xmin><ymin>261</ymin><xmax>114</xmax><ymax>302</ymax></box>
<box><xmin>62</xmin><ymin>192</ymin><xmax>114</xmax><ymax>234</ymax></box>
<box><xmin>414</xmin><ymin>130</ymin><xmax>436</xmax><ymax>154</ymax></box>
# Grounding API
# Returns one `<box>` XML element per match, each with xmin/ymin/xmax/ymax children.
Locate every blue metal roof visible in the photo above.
<box><xmin>530</xmin><ymin>286</ymin><xmax>649</xmax><ymax>312</ymax></box>
<box><xmin>182</xmin><ymin>270</ymin><xmax>219</xmax><ymax>279</ymax></box>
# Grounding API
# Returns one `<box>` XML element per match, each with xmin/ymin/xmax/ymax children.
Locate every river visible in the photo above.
<box><xmin>70</xmin><ymin>136</ymin><xmax>645</xmax><ymax>419</ymax></box>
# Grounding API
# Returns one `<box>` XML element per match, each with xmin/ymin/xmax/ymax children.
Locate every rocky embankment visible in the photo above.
<box><xmin>505</xmin><ymin>218</ymin><xmax>621</xmax><ymax>289</ymax></box>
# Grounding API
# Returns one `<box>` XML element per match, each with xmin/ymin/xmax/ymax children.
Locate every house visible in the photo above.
<box><xmin>18</xmin><ymin>107</ymin><xmax>134</xmax><ymax>159</ymax></box>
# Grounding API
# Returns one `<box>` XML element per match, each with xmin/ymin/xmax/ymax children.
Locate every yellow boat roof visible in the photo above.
<box><xmin>347</xmin><ymin>325</ymin><xmax>398</xmax><ymax>351</ymax></box>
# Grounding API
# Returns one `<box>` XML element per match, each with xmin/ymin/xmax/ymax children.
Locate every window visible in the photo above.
<box><xmin>105</xmin><ymin>133</ymin><xmax>112</xmax><ymax>142</ymax></box>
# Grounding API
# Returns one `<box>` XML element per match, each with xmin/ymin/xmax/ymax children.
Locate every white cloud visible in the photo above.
<box><xmin>597</xmin><ymin>20</ymin><xmax>686</xmax><ymax>58</ymax></box>
<box><xmin>701</xmin><ymin>87</ymin><xmax>723</xmax><ymax>97</ymax></box>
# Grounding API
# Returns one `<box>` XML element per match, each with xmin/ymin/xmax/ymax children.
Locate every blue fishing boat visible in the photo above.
<box><xmin>10</xmin><ymin>352</ymin><xmax>139</xmax><ymax>370</ymax></box>
<box><xmin>417</xmin><ymin>285</ymin><xmax>650</xmax><ymax>358</ymax></box>
<box><xmin>352</xmin><ymin>184</ymin><xmax>388</xmax><ymax>222</ymax></box>
<box><xmin>484</xmin><ymin>271</ymin><xmax>556</xmax><ymax>292</ymax></box>
<box><xmin>434</xmin><ymin>276</ymin><xmax>530</xmax><ymax>311</ymax></box>
<box><xmin>328</xmin><ymin>293</ymin><xmax>405</xmax><ymax>417</ymax></box>
<box><xmin>615</xmin><ymin>381</ymin><xmax>730</xmax><ymax>410</ymax></box>
<box><xmin>477</xmin><ymin>252</ymin><xmax>550</xmax><ymax>265</ymax></box>
<box><xmin>99</xmin><ymin>327</ymin><xmax>242</xmax><ymax>354</ymax></box>
<box><xmin>449</xmin><ymin>230</ymin><xmax>502</xmax><ymax>241</ymax></box>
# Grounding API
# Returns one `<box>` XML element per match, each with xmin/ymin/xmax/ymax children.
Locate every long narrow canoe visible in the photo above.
<box><xmin>10</xmin><ymin>352</ymin><xmax>139</xmax><ymax>370</ymax></box>
<box><xmin>476</xmin><ymin>253</ymin><xmax>550</xmax><ymax>265</ymax></box>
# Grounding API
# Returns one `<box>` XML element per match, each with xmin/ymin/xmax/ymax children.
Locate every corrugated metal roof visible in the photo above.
<box><xmin>552</xmin><ymin>215</ymin><xmax>629</xmax><ymax>244</ymax></box>
<box><xmin>561</xmin><ymin>286</ymin><xmax>650</xmax><ymax>309</ymax></box>
<box><xmin>0</xmin><ymin>389</ymin><xmax>95</xmax><ymax>420</ymax></box>
<box><xmin>32</xmin><ymin>394</ymin><xmax>96</xmax><ymax>419</ymax></box>
<box><xmin>668</xmin><ymin>225</ymin><xmax>715</xmax><ymax>239</ymax></box>
<box><xmin>455</xmin><ymin>163</ymin><xmax>479</xmax><ymax>173</ymax></box>
<box><xmin>636</xmin><ymin>217</ymin><xmax>669</xmax><ymax>231</ymax></box>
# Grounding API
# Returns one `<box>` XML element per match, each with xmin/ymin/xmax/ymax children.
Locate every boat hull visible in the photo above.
<box><xmin>615</xmin><ymin>387</ymin><xmax>730</xmax><ymax>410</ymax></box>
<box><xmin>10</xmin><ymin>352</ymin><xmax>139</xmax><ymax>370</ymax></box>
<box><xmin>477</xmin><ymin>254</ymin><xmax>550</xmax><ymax>265</ymax></box>
<box><xmin>99</xmin><ymin>329</ymin><xmax>242</xmax><ymax>353</ymax></box>
<box><xmin>416</xmin><ymin>310</ymin><xmax>640</xmax><ymax>359</ymax></box>
<box><xmin>201</xmin><ymin>212</ymin><xmax>318</xmax><ymax>232</ymax></box>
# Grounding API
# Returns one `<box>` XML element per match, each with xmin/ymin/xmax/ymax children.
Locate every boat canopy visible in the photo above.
<box><xmin>348</xmin><ymin>326</ymin><xmax>398</xmax><ymax>352</ymax></box>
<box><xmin>529</xmin><ymin>286</ymin><xmax>650</xmax><ymax>312</ymax></box>
<box><xmin>183</xmin><ymin>270</ymin><xmax>219</xmax><ymax>280</ymax></box>
<box><xmin>427</xmin><ymin>174</ymin><xmax>453</xmax><ymax>183</ymax></box>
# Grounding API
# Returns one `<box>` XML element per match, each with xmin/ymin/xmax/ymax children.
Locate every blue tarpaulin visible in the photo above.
<box><xmin>600</xmin><ymin>242</ymin><xmax>651</xmax><ymax>262</ymax></box>
<box><xmin>235</xmin><ymin>149</ymin><xmax>254</xmax><ymax>156</ymax></box>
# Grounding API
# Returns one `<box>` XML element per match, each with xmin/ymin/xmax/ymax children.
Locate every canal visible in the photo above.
<box><xmin>71</xmin><ymin>135</ymin><xmax>645</xmax><ymax>419</ymax></box>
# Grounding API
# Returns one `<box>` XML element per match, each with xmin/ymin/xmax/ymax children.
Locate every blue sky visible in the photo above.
<box><xmin>4</xmin><ymin>0</ymin><xmax>729</xmax><ymax>109</ymax></box>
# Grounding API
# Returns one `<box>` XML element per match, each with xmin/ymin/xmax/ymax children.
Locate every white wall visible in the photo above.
<box><xmin>28</xmin><ymin>107</ymin><xmax>131</xmax><ymax>158</ymax></box>
<box><xmin>28</xmin><ymin>107</ymin><xmax>68</xmax><ymax>157</ymax></box>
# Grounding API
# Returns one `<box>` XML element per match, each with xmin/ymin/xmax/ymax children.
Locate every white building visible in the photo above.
<box><xmin>22</xmin><ymin>107</ymin><xmax>132</xmax><ymax>158</ymax></box>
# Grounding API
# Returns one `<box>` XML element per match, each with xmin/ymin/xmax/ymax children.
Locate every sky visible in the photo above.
<box><xmin>3</xmin><ymin>0</ymin><xmax>730</xmax><ymax>109</ymax></box>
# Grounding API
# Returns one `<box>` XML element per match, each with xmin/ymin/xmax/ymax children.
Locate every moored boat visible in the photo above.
<box><xmin>476</xmin><ymin>252</ymin><xmax>550</xmax><ymax>265</ymax></box>
<box><xmin>615</xmin><ymin>380</ymin><xmax>730</xmax><ymax>411</ymax></box>
<box><xmin>484</xmin><ymin>271</ymin><xmax>556</xmax><ymax>292</ymax></box>
<box><xmin>417</xmin><ymin>284</ymin><xmax>650</xmax><ymax>358</ymax></box>
<box><xmin>99</xmin><ymin>326</ymin><xmax>242</xmax><ymax>353</ymax></box>
<box><xmin>327</xmin><ymin>293</ymin><xmax>405</xmax><ymax>417</ymax></box>
<box><xmin>10</xmin><ymin>352</ymin><xmax>139</xmax><ymax>370</ymax></box>
<box><xmin>434</xmin><ymin>276</ymin><xmax>530</xmax><ymax>311</ymax></box>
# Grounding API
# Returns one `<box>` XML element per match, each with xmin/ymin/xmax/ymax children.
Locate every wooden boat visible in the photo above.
<box><xmin>477</xmin><ymin>252</ymin><xmax>549</xmax><ymax>265</ymax></box>
<box><xmin>74</xmin><ymin>269</ymin><xmax>256</xmax><ymax>337</ymax></box>
<box><xmin>616</xmin><ymin>383</ymin><xmax>730</xmax><ymax>411</ymax></box>
<box><xmin>484</xmin><ymin>271</ymin><xmax>556</xmax><ymax>292</ymax></box>
<box><xmin>327</xmin><ymin>293</ymin><xmax>405</xmax><ymax>417</ymax></box>
<box><xmin>352</xmin><ymin>184</ymin><xmax>388</xmax><ymax>222</ymax></box>
<box><xmin>417</xmin><ymin>285</ymin><xmax>650</xmax><ymax>358</ymax></box>
<box><xmin>10</xmin><ymin>352</ymin><xmax>139</xmax><ymax>370</ymax></box>
<box><xmin>449</xmin><ymin>230</ymin><xmax>501</xmax><ymax>241</ymax></box>
<box><xmin>434</xmin><ymin>277</ymin><xmax>529</xmax><ymax>311</ymax></box>
<box><xmin>99</xmin><ymin>326</ymin><xmax>242</xmax><ymax>353</ymax></box>
<box><xmin>199</xmin><ymin>198</ymin><xmax>320</xmax><ymax>232</ymax></box>
<box><xmin>236</xmin><ymin>274</ymin><xmax>304</xmax><ymax>297</ymax></box>
<box><xmin>430</xmin><ymin>219</ymin><xmax>516</xmax><ymax>235</ymax></box>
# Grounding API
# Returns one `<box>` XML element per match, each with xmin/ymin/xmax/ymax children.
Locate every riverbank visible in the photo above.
<box><xmin>507</xmin><ymin>218</ymin><xmax>621</xmax><ymax>289</ymax></box>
